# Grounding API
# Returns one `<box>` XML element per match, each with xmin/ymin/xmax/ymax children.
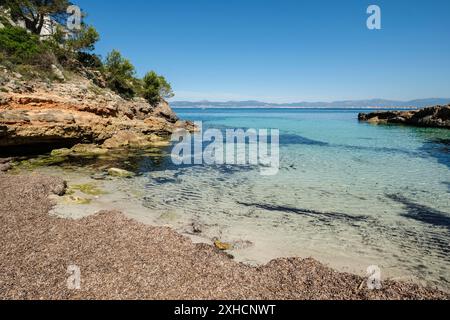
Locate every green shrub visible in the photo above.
<box><xmin>142</xmin><ymin>71</ymin><xmax>174</xmax><ymax>105</ymax></box>
<box><xmin>47</xmin><ymin>24</ymin><xmax>101</xmax><ymax>71</ymax></box>
<box><xmin>66</xmin><ymin>26</ymin><xmax>100</xmax><ymax>53</ymax></box>
<box><xmin>0</xmin><ymin>15</ymin><xmax>11</xmax><ymax>27</ymax></box>
<box><xmin>104</xmin><ymin>50</ymin><xmax>136</xmax><ymax>99</ymax></box>
<box><xmin>0</xmin><ymin>26</ymin><xmax>44</xmax><ymax>64</ymax></box>
<box><xmin>76</xmin><ymin>52</ymin><xmax>103</xmax><ymax>69</ymax></box>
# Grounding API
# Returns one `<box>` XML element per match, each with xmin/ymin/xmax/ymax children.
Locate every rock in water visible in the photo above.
<box><xmin>0</xmin><ymin>163</ymin><xmax>12</xmax><ymax>172</ymax></box>
<box><xmin>107</xmin><ymin>168</ymin><xmax>134</xmax><ymax>178</ymax></box>
<box><xmin>70</xmin><ymin>144</ymin><xmax>109</xmax><ymax>156</ymax></box>
<box><xmin>214</xmin><ymin>239</ymin><xmax>232</xmax><ymax>251</ymax></box>
<box><xmin>102</xmin><ymin>130</ymin><xmax>169</xmax><ymax>149</ymax></box>
<box><xmin>358</xmin><ymin>105</ymin><xmax>450</xmax><ymax>129</ymax></box>
<box><xmin>50</xmin><ymin>148</ymin><xmax>72</xmax><ymax>157</ymax></box>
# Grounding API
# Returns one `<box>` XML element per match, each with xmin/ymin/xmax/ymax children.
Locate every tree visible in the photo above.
<box><xmin>142</xmin><ymin>71</ymin><xmax>174</xmax><ymax>105</ymax></box>
<box><xmin>104</xmin><ymin>50</ymin><xmax>136</xmax><ymax>98</ymax></box>
<box><xmin>3</xmin><ymin>0</ymin><xmax>71</xmax><ymax>35</ymax></box>
<box><xmin>66</xmin><ymin>25</ymin><xmax>99</xmax><ymax>52</ymax></box>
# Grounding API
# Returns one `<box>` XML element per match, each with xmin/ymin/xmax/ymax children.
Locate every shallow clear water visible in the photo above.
<box><xmin>20</xmin><ymin>108</ymin><xmax>450</xmax><ymax>290</ymax></box>
<box><xmin>159</xmin><ymin>108</ymin><xmax>450</xmax><ymax>288</ymax></box>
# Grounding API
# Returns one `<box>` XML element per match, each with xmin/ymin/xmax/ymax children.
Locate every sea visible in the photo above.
<box><xmin>19</xmin><ymin>108</ymin><xmax>450</xmax><ymax>290</ymax></box>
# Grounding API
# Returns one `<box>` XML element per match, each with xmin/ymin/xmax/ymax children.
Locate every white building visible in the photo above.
<box><xmin>0</xmin><ymin>6</ymin><xmax>62</xmax><ymax>39</ymax></box>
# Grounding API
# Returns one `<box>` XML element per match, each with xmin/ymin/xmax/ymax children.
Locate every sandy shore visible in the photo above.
<box><xmin>0</xmin><ymin>172</ymin><xmax>448</xmax><ymax>300</ymax></box>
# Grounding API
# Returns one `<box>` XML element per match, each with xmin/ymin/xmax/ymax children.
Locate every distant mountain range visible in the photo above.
<box><xmin>171</xmin><ymin>98</ymin><xmax>450</xmax><ymax>109</ymax></box>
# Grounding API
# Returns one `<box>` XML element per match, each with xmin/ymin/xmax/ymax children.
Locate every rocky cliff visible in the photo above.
<box><xmin>358</xmin><ymin>105</ymin><xmax>450</xmax><ymax>129</ymax></box>
<box><xmin>0</xmin><ymin>65</ymin><xmax>193</xmax><ymax>150</ymax></box>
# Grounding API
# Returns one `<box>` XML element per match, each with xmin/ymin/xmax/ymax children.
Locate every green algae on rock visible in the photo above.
<box><xmin>102</xmin><ymin>130</ymin><xmax>171</xmax><ymax>149</ymax></box>
<box><xmin>69</xmin><ymin>183</ymin><xmax>107</xmax><ymax>196</ymax></box>
<box><xmin>16</xmin><ymin>155</ymin><xmax>68</xmax><ymax>170</ymax></box>
<box><xmin>214</xmin><ymin>239</ymin><xmax>233</xmax><ymax>251</ymax></box>
<box><xmin>50</xmin><ymin>148</ymin><xmax>72</xmax><ymax>157</ymax></box>
<box><xmin>107</xmin><ymin>167</ymin><xmax>135</xmax><ymax>178</ymax></box>
<box><xmin>71</xmin><ymin>144</ymin><xmax>109</xmax><ymax>156</ymax></box>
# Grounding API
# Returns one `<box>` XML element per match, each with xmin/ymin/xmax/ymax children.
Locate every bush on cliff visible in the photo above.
<box><xmin>0</xmin><ymin>1</ymin><xmax>176</xmax><ymax>103</ymax></box>
<box><xmin>49</xmin><ymin>23</ymin><xmax>100</xmax><ymax>70</ymax></box>
<box><xmin>141</xmin><ymin>71</ymin><xmax>174</xmax><ymax>106</ymax></box>
<box><xmin>76</xmin><ymin>51</ymin><xmax>103</xmax><ymax>69</ymax></box>
<box><xmin>104</xmin><ymin>50</ymin><xmax>136</xmax><ymax>99</ymax></box>
<box><xmin>65</xmin><ymin>25</ymin><xmax>100</xmax><ymax>53</ymax></box>
<box><xmin>1</xmin><ymin>0</ymin><xmax>100</xmax><ymax>73</ymax></box>
<box><xmin>0</xmin><ymin>25</ymin><xmax>55</xmax><ymax>67</ymax></box>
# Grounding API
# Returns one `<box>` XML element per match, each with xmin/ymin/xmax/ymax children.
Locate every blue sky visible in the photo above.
<box><xmin>76</xmin><ymin>0</ymin><xmax>450</xmax><ymax>102</ymax></box>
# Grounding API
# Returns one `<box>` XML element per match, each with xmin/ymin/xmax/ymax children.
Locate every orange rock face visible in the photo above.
<box><xmin>0</xmin><ymin>71</ymin><xmax>193</xmax><ymax>148</ymax></box>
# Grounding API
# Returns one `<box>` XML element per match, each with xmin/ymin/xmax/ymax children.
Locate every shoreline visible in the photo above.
<box><xmin>28</xmin><ymin>164</ymin><xmax>437</xmax><ymax>288</ymax></box>
<box><xmin>0</xmin><ymin>172</ymin><xmax>448</xmax><ymax>300</ymax></box>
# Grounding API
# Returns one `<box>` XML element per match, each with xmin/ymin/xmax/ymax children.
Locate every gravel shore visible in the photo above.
<box><xmin>0</xmin><ymin>173</ymin><xmax>448</xmax><ymax>300</ymax></box>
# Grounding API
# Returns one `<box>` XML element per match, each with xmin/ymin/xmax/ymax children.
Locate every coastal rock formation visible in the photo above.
<box><xmin>0</xmin><ymin>68</ymin><xmax>190</xmax><ymax>148</ymax></box>
<box><xmin>358</xmin><ymin>105</ymin><xmax>450</xmax><ymax>129</ymax></box>
<box><xmin>0</xmin><ymin>157</ymin><xmax>12</xmax><ymax>172</ymax></box>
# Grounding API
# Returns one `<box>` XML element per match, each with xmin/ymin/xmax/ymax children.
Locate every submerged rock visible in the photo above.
<box><xmin>50</xmin><ymin>148</ymin><xmax>72</xmax><ymax>157</ymax></box>
<box><xmin>158</xmin><ymin>211</ymin><xmax>179</xmax><ymax>223</ymax></box>
<box><xmin>358</xmin><ymin>105</ymin><xmax>450</xmax><ymax>129</ymax></box>
<box><xmin>17</xmin><ymin>155</ymin><xmax>68</xmax><ymax>169</ymax></box>
<box><xmin>102</xmin><ymin>130</ymin><xmax>170</xmax><ymax>149</ymax></box>
<box><xmin>70</xmin><ymin>144</ymin><xmax>109</xmax><ymax>156</ymax></box>
<box><xmin>69</xmin><ymin>183</ymin><xmax>106</xmax><ymax>196</ymax></box>
<box><xmin>0</xmin><ymin>163</ymin><xmax>12</xmax><ymax>172</ymax></box>
<box><xmin>51</xmin><ymin>144</ymin><xmax>109</xmax><ymax>158</ymax></box>
<box><xmin>107</xmin><ymin>168</ymin><xmax>134</xmax><ymax>178</ymax></box>
<box><xmin>0</xmin><ymin>157</ymin><xmax>13</xmax><ymax>172</ymax></box>
<box><xmin>231</xmin><ymin>240</ymin><xmax>254</xmax><ymax>250</ymax></box>
<box><xmin>0</xmin><ymin>157</ymin><xmax>13</xmax><ymax>164</ymax></box>
<box><xmin>214</xmin><ymin>239</ymin><xmax>232</xmax><ymax>251</ymax></box>
<box><xmin>191</xmin><ymin>222</ymin><xmax>203</xmax><ymax>234</ymax></box>
<box><xmin>90</xmin><ymin>172</ymin><xmax>108</xmax><ymax>180</ymax></box>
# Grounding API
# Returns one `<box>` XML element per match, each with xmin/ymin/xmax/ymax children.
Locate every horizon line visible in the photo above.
<box><xmin>169</xmin><ymin>97</ymin><xmax>450</xmax><ymax>105</ymax></box>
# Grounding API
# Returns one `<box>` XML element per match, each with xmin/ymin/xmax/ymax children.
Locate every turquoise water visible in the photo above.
<box><xmin>29</xmin><ymin>108</ymin><xmax>450</xmax><ymax>290</ymax></box>
<box><xmin>159</xmin><ymin>108</ymin><xmax>449</xmax><ymax>288</ymax></box>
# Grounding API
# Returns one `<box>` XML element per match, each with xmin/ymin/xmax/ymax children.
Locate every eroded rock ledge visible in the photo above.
<box><xmin>358</xmin><ymin>105</ymin><xmax>450</xmax><ymax>129</ymax></box>
<box><xmin>0</xmin><ymin>69</ymin><xmax>194</xmax><ymax>149</ymax></box>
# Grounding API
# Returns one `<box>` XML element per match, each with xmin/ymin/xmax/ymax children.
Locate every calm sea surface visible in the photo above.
<box><xmin>29</xmin><ymin>108</ymin><xmax>450</xmax><ymax>290</ymax></box>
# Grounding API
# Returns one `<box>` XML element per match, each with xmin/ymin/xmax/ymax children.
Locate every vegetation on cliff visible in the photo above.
<box><xmin>0</xmin><ymin>1</ymin><xmax>193</xmax><ymax>151</ymax></box>
<box><xmin>0</xmin><ymin>0</ymin><xmax>172</xmax><ymax>105</ymax></box>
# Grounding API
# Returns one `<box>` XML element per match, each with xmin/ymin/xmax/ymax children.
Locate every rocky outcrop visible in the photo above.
<box><xmin>0</xmin><ymin>68</ymin><xmax>192</xmax><ymax>148</ymax></box>
<box><xmin>358</xmin><ymin>105</ymin><xmax>450</xmax><ymax>129</ymax></box>
<box><xmin>102</xmin><ymin>130</ymin><xmax>170</xmax><ymax>149</ymax></box>
<box><xmin>0</xmin><ymin>157</ymin><xmax>12</xmax><ymax>172</ymax></box>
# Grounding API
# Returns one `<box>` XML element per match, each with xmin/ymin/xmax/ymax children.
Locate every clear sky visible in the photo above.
<box><xmin>76</xmin><ymin>0</ymin><xmax>450</xmax><ymax>102</ymax></box>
